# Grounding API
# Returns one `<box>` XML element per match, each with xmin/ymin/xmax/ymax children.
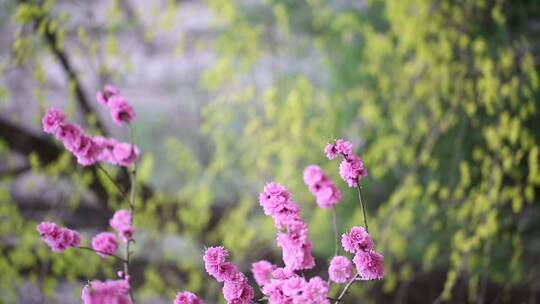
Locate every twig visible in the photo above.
<box><xmin>97</xmin><ymin>164</ymin><xmax>130</xmax><ymax>203</ymax></box>
<box><xmin>356</xmin><ymin>184</ymin><xmax>369</xmax><ymax>233</ymax></box>
<box><xmin>332</xmin><ymin>206</ymin><xmax>340</xmax><ymax>256</ymax></box>
<box><xmin>334</xmin><ymin>273</ymin><xmax>360</xmax><ymax>303</ymax></box>
<box><xmin>77</xmin><ymin>246</ymin><xmax>127</xmax><ymax>263</ymax></box>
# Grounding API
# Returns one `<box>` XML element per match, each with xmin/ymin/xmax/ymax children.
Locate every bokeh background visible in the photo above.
<box><xmin>1</xmin><ymin>0</ymin><xmax>539</xmax><ymax>303</ymax></box>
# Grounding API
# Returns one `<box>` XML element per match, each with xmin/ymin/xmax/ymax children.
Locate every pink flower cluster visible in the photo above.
<box><xmin>36</xmin><ymin>222</ymin><xmax>81</xmax><ymax>252</ymax></box>
<box><xmin>325</xmin><ymin>139</ymin><xmax>367</xmax><ymax>187</ymax></box>
<box><xmin>328</xmin><ymin>256</ymin><xmax>354</xmax><ymax>283</ymax></box>
<box><xmin>259</xmin><ymin>182</ymin><xmax>315</xmax><ymax>271</ymax></box>
<box><xmin>91</xmin><ymin>232</ymin><xmax>118</xmax><ymax>258</ymax></box>
<box><xmin>254</xmin><ymin>263</ymin><xmax>329</xmax><ymax>304</ymax></box>
<box><xmin>303</xmin><ymin>165</ymin><xmax>341</xmax><ymax>208</ymax></box>
<box><xmin>203</xmin><ymin>246</ymin><xmax>254</xmax><ymax>304</ymax></box>
<box><xmin>110</xmin><ymin>209</ymin><xmax>135</xmax><ymax>242</ymax></box>
<box><xmin>81</xmin><ymin>278</ymin><xmax>131</xmax><ymax>304</ymax></box>
<box><xmin>341</xmin><ymin>226</ymin><xmax>384</xmax><ymax>280</ymax></box>
<box><xmin>174</xmin><ymin>291</ymin><xmax>203</xmax><ymax>304</ymax></box>
<box><xmin>42</xmin><ymin>108</ymin><xmax>140</xmax><ymax>166</ymax></box>
<box><xmin>96</xmin><ymin>84</ymin><xmax>135</xmax><ymax>126</ymax></box>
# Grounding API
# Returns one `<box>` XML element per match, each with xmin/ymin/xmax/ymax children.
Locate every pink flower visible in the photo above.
<box><xmin>109</xmin><ymin>210</ymin><xmax>134</xmax><ymax>242</ymax></box>
<box><xmin>258</xmin><ymin>182</ymin><xmax>301</xmax><ymax>229</ymax></box>
<box><xmin>353</xmin><ymin>251</ymin><xmax>384</xmax><ymax>280</ymax></box>
<box><xmin>109</xmin><ymin>95</ymin><xmax>135</xmax><ymax>126</ymax></box>
<box><xmin>251</xmin><ymin>260</ymin><xmax>275</xmax><ymax>286</ymax></box>
<box><xmin>81</xmin><ymin>279</ymin><xmax>131</xmax><ymax>304</ymax></box>
<box><xmin>37</xmin><ymin>222</ymin><xmax>81</xmax><ymax>252</ymax></box>
<box><xmin>112</xmin><ymin>142</ymin><xmax>140</xmax><ymax>166</ymax></box>
<box><xmin>96</xmin><ymin>84</ymin><xmax>120</xmax><ymax>105</ymax></box>
<box><xmin>272</xmin><ymin>267</ymin><xmax>295</xmax><ymax>280</ymax></box>
<box><xmin>93</xmin><ymin>136</ymin><xmax>119</xmax><ymax>164</ymax></box>
<box><xmin>303</xmin><ymin>165</ymin><xmax>324</xmax><ymax>185</ymax></box>
<box><xmin>303</xmin><ymin>165</ymin><xmax>341</xmax><ymax>208</ymax></box>
<box><xmin>203</xmin><ymin>246</ymin><xmax>254</xmax><ymax>304</ymax></box>
<box><xmin>174</xmin><ymin>291</ymin><xmax>203</xmax><ymax>304</ymax></box>
<box><xmin>91</xmin><ymin>232</ymin><xmax>118</xmax><ymax>258</ymax></box>
<box><xmin>56</xmin><ymin>123</ymin><xmax>83</xmax><ymax>151</ymax></box>
<box><xmin>204</xmin><ymin>246</ymin><xmax>229</xmax><ymax>267</ymax></box>
<box><xmin>294</xmin><ymin>277</ymin><xmax>329</xmax><ymax>304</ymax></box>
<box><xmin>42</xmin><ymin>108</ymin><xmax>66</xmax><ymax>134</ymax></box>
<box><xmin>324</xmin><ymin>143</ymin><xmax>338</xmax><ymax>160</ymax></box>
<box><xmin>328</xmin><ymin>256</ymin><xmax>354</xmax><ymax>284</ymax></box>
<box><xmin>73</xmin><ymin>135</ymin><xmax>100</xmax><ymax>166</ymax></box>
<box><xmin>335</xmin><ymin>139</ymin><xmax>353</xmax><ymax>157</ymax></box>
<box><xmin>341</xmin><ymin>226</ymin><xmax>373</xmax><ymax>253</ymax></box>
<box><xmin>338</xmin><ymin>155</ymin><xmax>367</xmax><ymax>187</ymax></box>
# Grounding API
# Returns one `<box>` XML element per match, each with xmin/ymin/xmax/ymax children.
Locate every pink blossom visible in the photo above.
<box><xmin>258</xmin><ymin>182</ymin><xmax>301</xmax><ymax>229</ymax></box>
<box><xmin>328</xmin><ymin>256</ymin><xmax>354</xmax><ymax>284</ymax></box>
<box><xmin>203</xmin><ymin>246</ymin><xmax>254</xmax><ymax>304</ymax></box>
<box><xmin>251</xmin><ymin>260</ymin><xmax>275</xmax><ymax>286</ymax></box>
<box><xmin>335</xmin><ymin>139</ymin><xmax>353</xmax><ymax>157</ymax></box>
<box><xmin>293</xmin><ymin>277</ymin><xmax>329</xmax><ymax>304</ymax></box>
<box><xmin>174</xmin><ymin>291</ymin><xmax>203</xmax><ymax>304</ymax></box>
<box><xmin>204</xmin><ymin>246</ymin><xmax>229</xmax><ymax>267</ymax></box>
<box><xmin>42</xmin><ymin>108</ymin><xmax>66</xmax><ymax>134</ymax></box>
<box><xmin>353</xmin><ymin>251</ymin><xmax>384</xmax><ymax>280</ymax></box>
<box><xmin>303</xmin><ymin>165</ymin><xmax>324</xmax><ymax>185</ymax></box>
<box><xmin>73</xmin><ymin>135</ymin><xmax>100</xmax><ymax>166</ymax></box>
<box><xmin>96</xmin><ymin>84</ymin><xmax>120</xmax><ymax>105</ymax></box>
<box><xmin>81</xmin><ymin>279</ymin><xmax>131</xmax><ymax>304</ymax></box>
<box><xmin>109</xmin><ymin>210</ymin><xmax>134</xmax><ymax>242</ymax></box>
<box><xmin>37</xmin><ymin>222</ymin><xmax>81</xmax><ymax>252</ymax></box>
<box><xmin>56</xmin><ymin>123</ymin><xmax>83</xmax><ymax>151</ymax></box>
<box><xmin>272</xmin><ymin>267</ymin><xmax>295</xmax><ymax>280</ymax></box>
<box><xmin>91</xmin><ymin>232</ymin><xmax>118</xmax><ymax>258</ymax></box>
<box><xmin>303</xmin><ymin>165</ymin><xmax>341</xmax><ymax>208</ymax></box>
<box><xmin>93</xmin><ymin>136</ymin><xmax>119</xmax><ymax>164</ymax></box>
<box><xmin>341</xmin><ymin>226</ymin><xmax>373</xmax><ymax>253</ymax></box>
<box><xmin>262</xmin><ymin>275</ymin><xmax>329</xmax><ymax>304</ymax></box>
<box><xmin>324</xmin><ymin>143</ymin><xmax>338</xmax><ymax>160</ymax></box>
<box><xmin>112</xmin><ymin>142</ymin><xmax>140</xmax><ymax>166</ymax></box>
<box><xmin>109</xmin><ymin>95</ymin><xmax>135</xmax><ymax>126</ymax></box>
<box><xmin>338</xmin><ymin>155</ymin><xmax>367</xmax><ymax>187</ymax></box>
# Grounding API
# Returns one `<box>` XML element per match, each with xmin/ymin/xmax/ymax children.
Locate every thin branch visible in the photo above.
<box><xmin>332</xmin><ymin>206</ymin><xmax>340</xmax><ymax>256</ymax></box>
<box><xmin>334</xmin><ymin>273</ymin><xmax>360</xmax><ymax>303</ymax></box>
<box><xmin>96</xmin><ymin>164</ymin><xmax>130</xmax><ymax>203</ymax></box>
<box><xmin>356</xmin><ymin>184</ymin><xmax>369</xmax><ymax>233</ymax></box>
<box><xmin>77</xmin><ymin>246</ymin><xmax>127</xmax><ymax>263</ymax></box>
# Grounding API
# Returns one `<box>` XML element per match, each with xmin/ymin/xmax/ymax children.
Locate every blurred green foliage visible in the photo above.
<box><xmin>1</xmin><ymin>0</ymin><xmax>539</xmax><ymax>303</ymax></box>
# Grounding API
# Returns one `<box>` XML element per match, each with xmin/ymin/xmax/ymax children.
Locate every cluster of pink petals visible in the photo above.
<box><xmin>325</xmin><ymin>139</ymin><xmax>367</xmax><ymax>187</ymax></box>
<box><xmin>42</xmin><ymin>108</ymin><xmax>140</xmax><ymax>166</ymax></box>
<box><xmin>353</xmin><ymin>251</ymin><xmax>384</xmax><ymax>280</ymax></box>
<box><xmin>303</xmin><ymin>165</ymin><xmax>341</xmax><ymax>208</ymax></box>
<box><xmin>96</xmin><ymin>84</ymin><xmax>135</xmax><ymax>126</ymax></box>
<box><xmin>109</xmin><ymin>210</ymin><xmax>134</xmax><ymax>242</ymax></box>
<box><xmin>251</xmin><ymin>260</ymin><xmax>275</xmax><ymax>286</ymax></box>
<box><xmin>36</xmin><ymin>222</ymin><xmax>81</xmax><ymax>252</ymax></box>
<box><xmin>91</xmin><ymin>232</ymin><xmax>118</xmax><ymax>258</ymax></box>
<box><xmin>204</xmin><ymin>246</ymin><xmax>254</xmax><ymax>304</ymax></box>
<box><xmin>259</xmin><ymin>182</ymin><xmax>315</xmax><ymax>271</ymax></box>
<box><xmin>81</xmin><ymin>278</ymin><xmax>131</xmax><ymax>304</ymax></box>
<box><xmin>328</xmin><ymin>256</ymin><xmax>354</xmax><ymax>283</ymax></box>
<box><xmin>341</xmin><ymin>226</ymin><xmax>374</xmax><ymax>253</ymax></box>
<box><xmin>341</xmin><ymin>226</ymin><xmax>384</xmax><ymax>280</ymax></box>
<box><xmin>261</xmin><ymin>269</ymin><xmax>329</xmax><ymax>304</ymax></box>
<box><xmin>173</xmin><ymin>291</ymin><xmax>203</xmax><ymax>304</ymax></box>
